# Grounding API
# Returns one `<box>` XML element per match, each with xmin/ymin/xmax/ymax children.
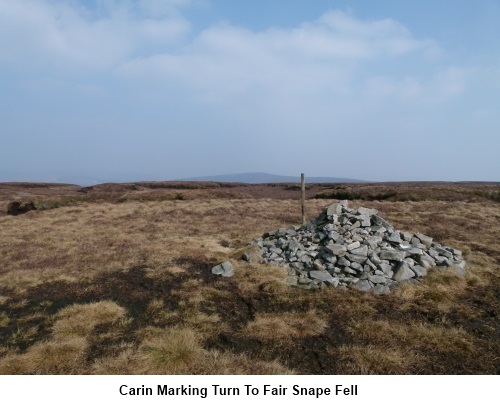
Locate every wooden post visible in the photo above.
<box><xmin>301</xmin><ymin>173</ymin><xmax>306</xmax><ymax>225</ymax></box>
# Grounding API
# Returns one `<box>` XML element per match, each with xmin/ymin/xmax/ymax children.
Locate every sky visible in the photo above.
<box><xmin>1</xmin><ymin>0</ymin><xmax>499</xmax><ymax>184</ymax></box>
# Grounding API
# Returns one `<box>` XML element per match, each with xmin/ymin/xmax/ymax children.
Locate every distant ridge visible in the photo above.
<box><xmin>179</xmin><ymin>172</ymin><xmax>364</xmax><ymax>183</ymax></box>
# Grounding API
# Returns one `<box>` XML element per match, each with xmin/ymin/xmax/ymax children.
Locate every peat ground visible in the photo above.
<box><xmin>0</xmin><ymin>181</ymin><xmax>498</xmax><ymax>374</ymax></box>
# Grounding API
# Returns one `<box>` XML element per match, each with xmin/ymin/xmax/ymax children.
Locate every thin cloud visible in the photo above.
<box><xmin>117</xmin><ymin>9</ymin><xmax>444</xmax><ymax>105</ymax></box>
<box><xmin>0</xmin><ymin>0</ymin><xmax>191</xmax><ymax>70</ymax></box>
<box><xmin>364</xmin><ymin>67</ymin><xmax>465</xmax><ymax>103</ymax></box>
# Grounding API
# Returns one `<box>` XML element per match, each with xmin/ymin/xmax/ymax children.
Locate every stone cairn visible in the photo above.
<box><xmin>244</xmin><ymin>202</ymin><xmax>465</xmax><ymax>293</ymax></box>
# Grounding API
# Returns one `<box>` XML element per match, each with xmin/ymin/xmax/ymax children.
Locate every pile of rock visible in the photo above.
<box><xmin>246</xmin><ymin>202</ymin><xmax>465</xmax><ymax>293</ymax></box>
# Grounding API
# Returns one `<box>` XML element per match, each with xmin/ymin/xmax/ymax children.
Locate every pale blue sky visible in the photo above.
<box><xmin>1</xmin><ymin>0</ymin><xmax>499</xmax><ymax>184</ymax></box>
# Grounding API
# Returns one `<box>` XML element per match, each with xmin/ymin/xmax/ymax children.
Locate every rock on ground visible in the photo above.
<box><xmin>245</xmin><ymin>201</ymin><xmax>466</xmax><ymax>293</ymax></box>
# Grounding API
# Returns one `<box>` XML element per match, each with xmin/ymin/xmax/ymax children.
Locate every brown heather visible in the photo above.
<box><xmin>0</xmin><ymin>182</ymin><xmax>499</xmax><ymax>374</ymax></box>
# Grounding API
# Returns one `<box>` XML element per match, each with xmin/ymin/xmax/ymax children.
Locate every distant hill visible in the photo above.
<box><xmin>179</xmin><ymin>172</ymin><xmax>364</xmax><ymax>183</ymax></box>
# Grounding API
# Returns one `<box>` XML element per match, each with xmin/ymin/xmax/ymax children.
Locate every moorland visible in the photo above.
<box><xmin>0</xmin><ymin>181</ymin><xmax>498</xmax><ymax>374</ymax></box>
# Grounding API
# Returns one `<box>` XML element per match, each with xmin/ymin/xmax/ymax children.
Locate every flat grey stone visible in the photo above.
<box><xmin>313</xmin><ymin>260</ymin><xmax>326</xmax><ymax>271</ymax></box>
<box><xmin>361</xmin><ymin>219</ymin><xmax>372</xmax><ymax>227</ymax></box>
<box><xmin>401</xmin><ymin>231</ymin><xmax>413</xmax><ymax>242</ymax></box>
<box><xmin>379</xmin><ymin>250</ymin><xmax>406</xmax><ymax>261</ymax></box>
<box><xmin>372</xmin><ymin>225</ymin><xmax>387</xmax><ymax>233</ymax></box>
<box><xmin>350</xmin><ymin>245</ymin><xmax>369</xmax><ymax>257</ymax></box>
<box><xmin>355</xmin><ymin>280</ymin><xmax>372</xmax><ymax>292</ymax></box>
<box><xmin>386</xmin><ymin>232</ymin><xmax>402</xmax><ymax>244</ymax></box>
<box><xmin>327</xmin><ymin>203</ymin><xmax>343</xmax><ymax>215</ymax></box>
<box><xmin>275</xmin><ymin>228</ymin><xmax>287</xmax><ymax>237</ymax></box>
<box><xmin>297</xmin><ymin>277</ymin><xmax>312</xmax><ymax>285</ymax></box>
<box><xmin>290</xmin><ymin>262</ymin><xmax>305</xmax><ymax>270</ymax></box>
<box><xmin>347</xmin><ymin>253</ymin><xmax>368</xmax><ymax>264</ymax></box>
<box><xmin>325</xmin><ymin>243</ymin><xmax>347</xmax><ymax>256</ymax></box>
<box><xmin>370</xmin><ymin>253</ymin><xmax>382</xmax><ymax>265</ymax></box>
<box><xmin>416</xmin><ymin>233</ymin><xmax>433</xmax><ymax>247</ymax></box>
<box><xmin>411</xmin><ymin>265</ymin><xmax>427</xmax><ymax>277</ymax></box>
<box><xmin>366</xmin><ymin>236</ymin><xmax>383</xmax><ymax>249</ymax></box>
<box><xmin>419</xmin><ymin>254</ymin><xmax>436</xmax><ymax>268</ymax></box>
<box><xmin>300</xmin><ymin>255</ymin><xmax>313</xmax><ymax>266</ymax></box>
<box><xmin>372</xmin><ymin>215</ymin><xmax>394</xmax><ymax>230</ymax></box>
<box><xmin>365</xmin><ymin>259</ymin><xmax>377</xmax><ymax>271</ymax></box>
<box><xmin>309</xmin><ymin>270</ymin><xmax>333</xmax><ymax>281</ymax></box>
<box><xmin>408</xmin><ymin>248</ymin><xmax>424</xmax><ymax>255</ymax></box>
<box><xmin>373</xmin><ymin>284</ymin><xmax>390</xmax><ymax>295</ymax></box>
<box><xmin>326</xmin><ymin>277</ymin><xmax>340</xmax><ymax>287</ymax></box>
<box><xmin>212</xmin><ymin>261</ymin><xmax>235</xmax><ymax>277</ymax></box>
<box><xmin>328</xmin><ymin>231</ymin><xmax>341</xmax><ymax>242</ymax></box>
<box><xmin>359</xmin><ymin>272</ymin><xmax>370</xmax><ymax>280</ymax></box>
<box><xmin>450</xmin><ymin>264</ymin><xmax>466</xmax><ymax>277</ymax></box>
<box><xmin>357</xmin><ymin>207</ymin><xmax>378</xmax><ymax>216</ymax></box>
<box><xmin>350</xmin><ymin>262</ymin><xmax>363</xmax><ymax>271</ymax></box>
<box><xmin>392</xmin><ymin>263</ymin><xmax>416</xmax><ymax>281</ymax></box>
<box><xmin>344</xmin><ymin>267</ymin><xmax>358</xmax><ymax>275</ymax></box>
<box><xmin>338</xmin><ymin>215</ymin><xmax>350</xmax><ymax>225</ymax></box>
<box><xmin>288</xmin><ymin>240</ymin><xmax>301</xmax><ymax>255</ymax></box>
<box><xmin>347</xmin><ymin>241</ymin><xmax>361</xmax><ymax>250</ymax></box>
<box><xmin>369</xmin><ymin>275</ymin><xmax>387</xmax><ymax>284</ymax></box>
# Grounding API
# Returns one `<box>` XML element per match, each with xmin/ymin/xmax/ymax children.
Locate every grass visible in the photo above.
<box><xmin>335</xmin><ymin>345</ymin><xmax>421</xmax><ymax>374</ymax></box>
<box><xmin>52</xmin><ymin>301</ymin><xmax>127</xmax><ymax>338</ymax></box>
<box><xmin>0</xmin><ymin>182</ymin><xmax>499</xmax><ymax>374</ymax></box>
<box><xmin>243</xmin><ymin>310</ymin><xmax>328</xmax><ymax>341</ymax></box>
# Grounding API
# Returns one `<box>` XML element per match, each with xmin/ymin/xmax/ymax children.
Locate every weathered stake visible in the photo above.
<box><xmin>301</xmin><ymin>173</ymin><xmax>306</xmax><ymax>225</ymax></box>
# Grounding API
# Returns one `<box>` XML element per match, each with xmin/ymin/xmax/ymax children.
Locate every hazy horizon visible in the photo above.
<box><xmin>1</xmin><ymin>1</ymin><xmax>499</xmax><ymax>183</ymax></box>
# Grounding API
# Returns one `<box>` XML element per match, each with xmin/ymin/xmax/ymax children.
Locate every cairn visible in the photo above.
<box><xmin>247</xmin><ymin>202</ymin><xmax>465</xmax><ymax>293</ymax></box>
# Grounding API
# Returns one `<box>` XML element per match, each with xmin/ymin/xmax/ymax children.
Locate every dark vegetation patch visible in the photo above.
<box><xmin>314</xmin><ymin>183</ymin><xmax>500</xmax><ymax>202</ymax></box>
<box><xmin>7</xmin><ymin>201</ymin><xmax>36</xmax><ymax>216</ymax></box>
<box><xmin>315</xmin><ymin>190</ymin><xmax>397</xmax><ymax>201</ymax></box>
<box><xmin>473</xmin><ymin>189</ymin><xmax>500</xmax><ymax>202</ymax></box>
<box><xmin>3</xmin><ymin>181</ymin><xmax>499</xmax><ymax>217</ymax></box>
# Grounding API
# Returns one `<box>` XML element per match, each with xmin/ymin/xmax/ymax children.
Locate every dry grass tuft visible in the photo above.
<box><xmin>334</xmin><ymin>345</ymin><xmax>420</xmax><ymax>374</ymax></box>
<box><xmin>236</xmin><ymin>263</ymin><xmax>290</xmax><ymax>297</ymax></box>
<box><xmin>0</xmin><ymin>313</ymin><xmax>9</xmax><ymax>328</ymax></box>
<box><xmin>131</xmin><ymin>326</ymin><xmax>294</xmax><ymax>374</ymax></box>
<box><xmin>52</xmin><ymin>301</ymin><xmax>126</xmax><ymax>338</ymax></box>
<box><xmin>138</xmin><ymin>327</ymin><xmax>204</xmax><ymax>373</ymax></box>
<box><xmin>144</xmin><ymin>298</ymin><xmax>178</xmax><ymax>325</ymax></box>
<box><xmin>243</xmin><ymin>310</ymin><xmax>328</xmax><ymax>341</ymax></box>
<box><xmin>348</xmin><ymin>320</ymin><xmax>475</xmax><ymax>355</ymax></box>
<box><xmin>92</xmin><ymin>344</ymin><xmax>138</xmax><ymax>375</ymax></box>
<box><xmin>192</xmin><ymin>350</ymin><xmax>295</xmax><ymax>375</ymax></box>
<box><xmin>92</xmin><ymin>343</ymin><xmax>295</xmax><ymax>375</ymax></box>
<box><xmin>23</xmin><ymin>337</ymin><xmax>88</xmax><ymax>374</ymax></box>
<box><xmin>0</xmin><ymin>337</ymin><xmax>88</xmax><ymax>374</ymax></box>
